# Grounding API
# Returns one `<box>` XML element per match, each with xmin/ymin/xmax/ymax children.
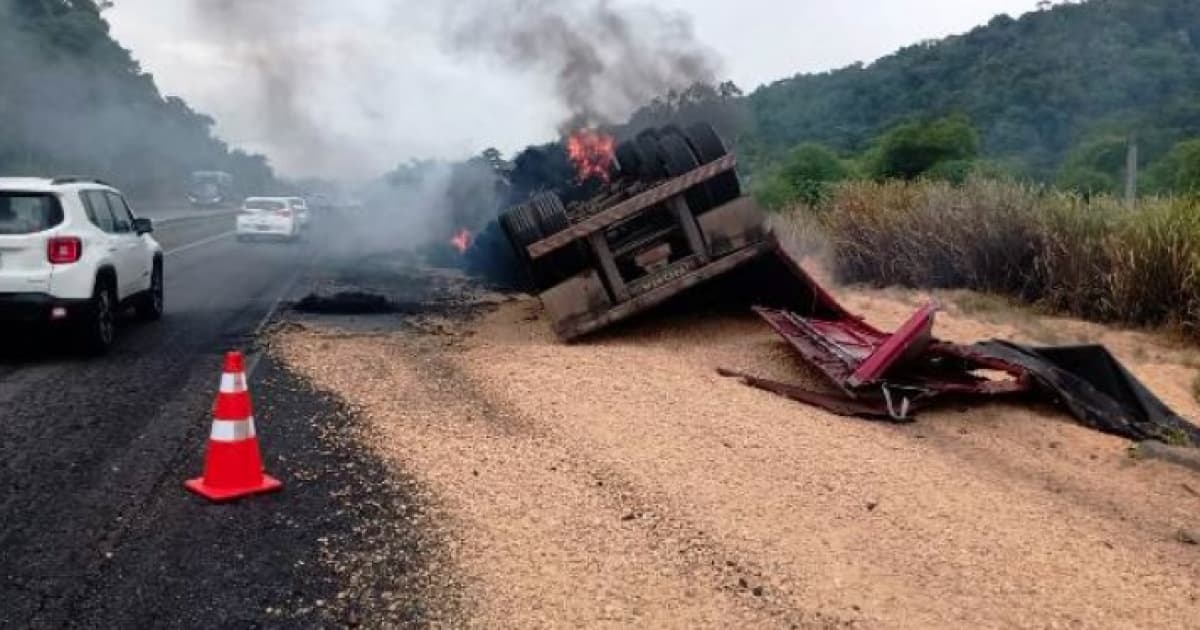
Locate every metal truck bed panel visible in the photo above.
<box><xmin>550</xmin><ymin>239</ymin><xmax>776</xmax><ymax>341</ymax></box>
<box><xmin>527</xmin><ymin>154</ymin><xmax>737</xmax><ymax>260</ymax></box>
<box><xmin>755</xmin><ymin>302</ymin><xmax>1030</xmax><ymax>399</ymax></box>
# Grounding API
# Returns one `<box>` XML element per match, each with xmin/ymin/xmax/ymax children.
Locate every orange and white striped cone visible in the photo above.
<box><xmin>185</xmin><ymin>351</ymin><xmax>282</xmax><ymax>502</ymax></box>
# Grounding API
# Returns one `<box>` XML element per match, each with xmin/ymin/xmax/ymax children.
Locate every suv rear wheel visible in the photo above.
<box><xmin>135</xmin><ymin>260</ymin><xmax>164</xmax><ymax>321</ymax></box>
<box><xmin>81</xmin><ymin>278</ymin><xmax>117</xmax><ymax>354</ymax></box>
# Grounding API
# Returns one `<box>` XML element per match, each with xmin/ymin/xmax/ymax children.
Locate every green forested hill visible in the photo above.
<box><xmin>0</xmin><ymin>0</ymin><xmax>273</xmax><ymax>198</ymax></box>
<box><xmin>747</xmin><ymin>0</ymin><xmax>1200</xmax><ymax>178</ymax></box>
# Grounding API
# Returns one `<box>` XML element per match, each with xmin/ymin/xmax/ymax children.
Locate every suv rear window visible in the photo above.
<box><xmin>0</xmin><ymin>193</ymin><xmax>64</xmax><ymax>235</ymax></box>
<box><xmin>244</xmin><ymin>199</ymin><xmax>285</xmax><ymax>211</ymax></box>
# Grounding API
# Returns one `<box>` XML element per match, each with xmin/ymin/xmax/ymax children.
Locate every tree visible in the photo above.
<box><xmin>753</xmin><ymin>143</ymin><xmax>851</xmax><ymax>208</ymax></box>
<box><xmin>0</xmin><ymin>0</ymin><xmax>276</xmax><ymax>199</ymax></box>
<box><xmin>871</xmin><ymin>116</ymin><xmax>980</xmax><ymax>181</ymax></box>
<box><xmin>779</xmin><ymin>144</ymin><xmax>849</xmax><ymax>204</ymax></box>
<box><xmin>746</xmin><ymin>0</ymin><xmax>1200</xmax><ymax>181</ymax></box>
<box><xmin>1057</xmin><ymin>165</ymin><xmax>1116</xmax><ymax>195</ymax></box>
<box><xmin>924</xmin><ymin>159</ymin><xmax>976</xmax><ymax>184</ymax></box>
<box><xmin>1055</xmin><ymin>135</ymin><xmax>1127</xmax><ymax>194</ymax></box>
<box><xmin>1146</xmin><ymin>138</ymin><xmax>1200</xmax><ymax>194</ymax></box>
<box><xmin>623</xmin><ymin>81</ymin><xmax>750</xmax><ymax>146</ymax></box>
<box><xmin>480</xmin><ymin>147</ymin><xmax>509</xmax><ymax>173</ymax></box>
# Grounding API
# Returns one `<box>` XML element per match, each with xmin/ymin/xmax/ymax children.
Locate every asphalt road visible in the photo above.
<box><xmin>133</xmin><ymin>204</ymin><xmax>237</xmax><ymax>225</ymax></box>
<box><xmin>0</xmin><ymin>215</ymin><xmax>432</xmax><ymax>627</ymax></box>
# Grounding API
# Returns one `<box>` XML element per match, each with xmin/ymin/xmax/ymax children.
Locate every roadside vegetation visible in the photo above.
<box><xmin>746</xmin><ymin>36</ymin><xmax>1200</xmax><ymax>340</ymax></box>
<box><xmin>778</xmin><ymin>177</ymin><xmax>1200</xmax><ymax>338</ymax></box>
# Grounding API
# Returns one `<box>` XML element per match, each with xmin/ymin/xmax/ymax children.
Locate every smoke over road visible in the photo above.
<box><xmin>167</xmin><ymin>0</ymin><xmax>720</xmax><ymax>178</ymax></box>
<box><xmin>144</xmin><ymin>0</ymin><xmax>722</xmax><ymax>268</ymax></box>
<box><xmin>181</xmin><ymin>1</ymin><xmax>360</xmax><ymax>178</ymax></box>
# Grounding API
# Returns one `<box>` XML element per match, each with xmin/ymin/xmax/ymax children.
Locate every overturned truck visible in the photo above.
<box><xmin>497</xmin><ymin>124</ymin><xmax>1200</xmax><ymax>447</ymax></box>
<box><xmin>500</xmin><ymin>123</ymin><xmax>791</xmax><ymax>341</ymax></box>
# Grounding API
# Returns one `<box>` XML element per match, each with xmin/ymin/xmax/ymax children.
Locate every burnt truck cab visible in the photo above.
<box><xmin>499</xmin><ymin>123</ymin><xmax>786</xmax><ymax>341</ymax></box>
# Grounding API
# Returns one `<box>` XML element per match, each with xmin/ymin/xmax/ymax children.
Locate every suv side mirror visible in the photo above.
<box><xmin>134</xmin><ymin>218</ymin><xmax>153</xmax><ymax>235</ymax></box>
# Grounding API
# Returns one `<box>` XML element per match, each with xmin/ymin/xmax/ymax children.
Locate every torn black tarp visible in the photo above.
<box><xmin>972</xmin><ymin>341</ymin><xmax>1200</xmax><ymax>446</ymax></box>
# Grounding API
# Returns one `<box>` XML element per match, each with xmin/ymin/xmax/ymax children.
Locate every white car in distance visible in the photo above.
<box><xmin>287</xmin><ymin>197</ymin><xmax>310</xmax><ymax>228</ymax></box>
<box><xmin>236</xmin><ymin>197</ymin><xmax>300</xmax><ymax>242</ymax></box>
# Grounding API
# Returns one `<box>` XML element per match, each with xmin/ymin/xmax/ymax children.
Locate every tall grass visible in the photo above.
<box><xmin>788</xmin><ymin>178</ymin><xmax>1200</xmax><ymax>336</ymax></box>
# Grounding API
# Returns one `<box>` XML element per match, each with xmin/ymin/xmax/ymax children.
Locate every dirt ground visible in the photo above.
<box><xmin>274</xmin><ymin>267</ymin><xmax>1200</xmax><ymax>629</ymax></box>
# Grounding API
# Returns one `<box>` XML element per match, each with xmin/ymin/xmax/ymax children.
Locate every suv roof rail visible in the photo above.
<box><xmin>50</xmin><ymin>175</ymin><xmax>114</xmax><ymax>187</ymax></box>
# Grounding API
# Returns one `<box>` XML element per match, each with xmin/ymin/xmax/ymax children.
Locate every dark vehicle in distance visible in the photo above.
<box><xmin>187</xmin><ymin>171</ymin><xmax>234</xmax><ymax>208</ymax></box>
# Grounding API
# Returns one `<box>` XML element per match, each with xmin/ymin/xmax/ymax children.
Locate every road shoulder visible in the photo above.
<box><xmin>65</xmin><ymin>352</ymin><xmax>454</xmax><ymax>627</ymax></box>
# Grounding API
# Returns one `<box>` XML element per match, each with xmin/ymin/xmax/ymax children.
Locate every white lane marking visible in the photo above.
<box><xmin>152</xmin><ymin>210</ymin><xmax>237</xmax><ymax>227</ymax></box>
<box><xmin>164</xmin><ymin>230</ymin><xmax>236</xmax><ymax>257</ymax></box>
<box><xmin>210</xmin><ymin>417</ymin><xmax>257</xmax><ymax>442</ymax></box>
<box><xmin>245</xmin><ymin>266</ymin><xmax>304</xmax><ymax>378</ymax></box>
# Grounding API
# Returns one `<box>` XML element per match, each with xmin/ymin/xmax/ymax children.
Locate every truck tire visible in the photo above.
<box><xmin>502</xmin><ymin>203</ymin><xmax>564</xmax><ymax>292</ymax></box>
<box><xmin>637</xmin><ymin>128</ymin><xmax>662</xmax><ymax>141</ymax></box>
<box><xmin>501</xmin><ymin>203</ymin><xmax>543</xmax><ymax>288</ymax></box>
<box><xmin>531</xmin><ymin>192</ymin><xmax>570</xmax><ymax>236</ymax></box>
<box><xmin>660</xmin><ymin>124</ymin><xmax>687</xmax><ymax>141</ymax></box>
<box><xmin>684</xmin><ymin>122</ymin><xmax>741</xmax><ymax>206</ymax></box>
<box><xmin>658</xmin><ymin>129</ymin><xmax>715</xmax><ymax>214</ymax></box>
<box><xmin>615</xmin><ymin>141</ymin><xmax>642</xmax><ymax>181</ymax></box>
<box><xmin>634</xmin><ymin>132</ymin><xmax>668</xmax><ymax>181</ymax></box>
<box><xmin>683</xmin><ymin>121</ymin><xmax>726</xmax><ymax>161</ymax></box>
<box><xmin>531</xmin><ymin>193</ymin><xmax>587</xmax><ymax>282</ymax></box>
<box><xmin>502</xmin><ymin>203</ymin><xmax>541</xmax><ymax>250</ymax></box>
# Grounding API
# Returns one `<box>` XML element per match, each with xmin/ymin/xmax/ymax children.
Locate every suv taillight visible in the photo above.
<box><xmin>47</xmin><ymin>237</ymin><xmax>83</xmax><ymax>264</ymax></box>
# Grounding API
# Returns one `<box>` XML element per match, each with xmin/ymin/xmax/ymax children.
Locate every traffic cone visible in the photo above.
<box><xmin>185</xmin><ymin>351</ymin><xmax>282</xmax><ymax>502</ymax></box>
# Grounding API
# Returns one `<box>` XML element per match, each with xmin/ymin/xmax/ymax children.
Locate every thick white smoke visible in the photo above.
<box><xmin>110</xmin><ymin>0</ymin><xmax>719</xmax><ymax>179</ymax></box>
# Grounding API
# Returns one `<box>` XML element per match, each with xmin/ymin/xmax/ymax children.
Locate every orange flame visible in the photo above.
<box><xmin>566</xmin><ymin>129</ymin><xmax>616</xmax><ymax>183</ymax></box>
<box><xmin>450</xmin><ymin>228</ymin><xmax>472</xmax><ymax>254</ymax></box>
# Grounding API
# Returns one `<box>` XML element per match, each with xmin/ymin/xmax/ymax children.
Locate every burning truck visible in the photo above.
<box><xmin>499</xmin><ymin>122</ymin><xmax>788</xmax><ymax>341</ymax></box>
<box><xmin>494</xmin><ymin>123</ymin><xmax>1200</xmax><ymax>446</ymax></box>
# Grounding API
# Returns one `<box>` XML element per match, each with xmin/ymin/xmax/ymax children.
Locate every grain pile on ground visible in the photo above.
<box><xmin>275</xmin><ymin>280</ymin><xmax>1200</xmax><ymax>629</ymax></box>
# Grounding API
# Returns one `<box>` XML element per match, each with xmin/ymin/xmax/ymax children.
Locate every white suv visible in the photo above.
<box><xmin>0</xmin><ymin>177</ymin><xmax>164</xmax><ymax>353</ymax></box>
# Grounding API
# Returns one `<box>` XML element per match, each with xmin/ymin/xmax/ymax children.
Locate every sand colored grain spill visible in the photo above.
<box><xmin>277</xmin><ymin>286</ymin><xmax>1200</xmax><ymax>629</ymax></box>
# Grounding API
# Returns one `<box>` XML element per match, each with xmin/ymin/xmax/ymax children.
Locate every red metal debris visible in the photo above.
<box><xmin>721</xmin><ymin>260</ymin><xmax>1198</xmax><ymax>444</ymax></box>
<box><xmin>722</xmin><ymin>267</ymin><xmax>1032</xmax><ymax>421</ymax></box>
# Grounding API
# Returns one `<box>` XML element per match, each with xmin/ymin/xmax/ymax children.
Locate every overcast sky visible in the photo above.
<box><xmin>106</xmin><ymin>0</ymin><xmax>1039</xmax><ymax>179</ymax></box>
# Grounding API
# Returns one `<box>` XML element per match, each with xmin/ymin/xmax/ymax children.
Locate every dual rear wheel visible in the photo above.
<box><xmin>501</xmin><ymin>193</ymin><xmax>589</xmax><ymax>292</ymax></box>
<box><xmin>613</xmin><ymin>121</ymin><xmax>741</xmax><ymax>209</ymax></box>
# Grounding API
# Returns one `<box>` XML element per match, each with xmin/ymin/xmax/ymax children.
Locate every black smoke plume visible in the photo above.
<box><xmin>445</xmin><ymin>0</ymin><xmax>720</xmax><ymax>131</ymax></box>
